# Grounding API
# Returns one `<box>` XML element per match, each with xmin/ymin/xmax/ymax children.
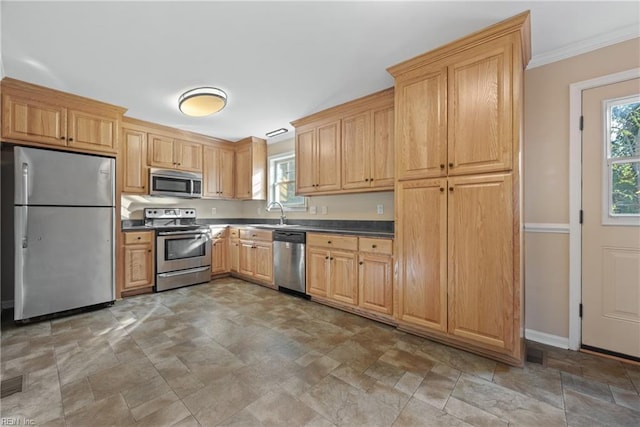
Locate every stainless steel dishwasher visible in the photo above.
<box><xmin>273</xmin><ymin>230</ymin><xmax>306</xmax><ymax>294</ymax></box>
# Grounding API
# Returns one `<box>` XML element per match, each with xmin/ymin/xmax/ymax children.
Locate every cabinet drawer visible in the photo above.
<box><xmin>307</xmin><ymin>233</ymin><xmax>357</xmax><ymax>251</ymax></box>
<box><xmin>124</xmin><ymin>231</ymin><xmax>153</xmax><ymax>245</ymax></box>
<box><xmin>239</xmin><ymin>228</ymin><xmax>273</xmax><ymax>242</ymax></box>
<box><xmin>210</xmin><ymin>227</ymin><xmax>227</xmax><ymax>239</ymax></box>
<box><xmin>358</xmin><ymin>237</ymin><xmax>393</xmax><ymax>255</ymax></box>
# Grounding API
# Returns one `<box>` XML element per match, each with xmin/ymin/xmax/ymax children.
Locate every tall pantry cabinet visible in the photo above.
<box><xmin>389</xmin><ymin>12</ymin><xmax>530</xmax><ymax>366</ymax></box>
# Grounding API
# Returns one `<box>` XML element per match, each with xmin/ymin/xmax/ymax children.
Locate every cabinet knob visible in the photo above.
<box><xmin>327</xmin><ymin>241</ymin><xmax>332</xmax><ymax>244</ymax></box>
<box><xmin>68</xmin><ymin>138</ymin><xmax>73</xmax><ymax>142</ymax></box>
<box><xmin>440</xmin><ymin>187</ymin><xmax>444</xmax><ymax>192</ymax></box>
<box><xmin>359</xmin><ymin>261</ymin><xmax>363</xmax><ymax>265</ymax></box>
<box><xmin>365</xmin><ymin>178</ymin><xmax>369</xmax><ymax>182</ymax></box>
<box><xmin>330</xmin><ymin>257</ymin><xmax>334</xmax><ymax>260</ymax></box>
<box><xmin>372</xmin><ymin>244</ymin><xmax>377</xmax><ymax>248</ymax></box>
<box><xmin>440</xmin><ymin>164</ymin><xmax>445</xmax><ymax>169</ymax></box>
<box><xmin>136</xmin><ymin>236</ymin><xmax>141</xmax><ymax>240</ymax></box>
<box><xmin>148</xmin><ymin>249</ymin><xmax>151</xmax><ymax>253</ymax></box>
<box><xmin>60</xmin><ymin>136</ymin><xmax>66</xmax><ymax>140</ymax></box>
<box><xmin>449</xmin><ymin>163</ymin><xmax>454</xmax><ymax>168</ymax></box>
<box><xmin>449</xmin><ymin>187</ymin><xmax>454</xmax><ymax>192</ymax></box>
<box><xmin>325</xmin><ymin>256</ymin><xmax>329</xmax><ymax>260</ymax></box>
<box><xmin>370</xmin><ymin>178</ymin><xmax>373</xmax><ymax>182</ymax></box>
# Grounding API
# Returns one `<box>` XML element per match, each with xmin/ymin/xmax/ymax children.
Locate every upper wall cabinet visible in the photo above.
<box><xmin>235</xmin><ymin>136</ymin><xmax>267</xmax><ymax>200</ymax></box>
<box><xmin>203</xmin><ymin>145</ymin><xmax>235</xmax><ymax>199</ymax></box>
<box><xmin>1</xmin><ymin>78</ymin><xmax>125</xmax><ymax>155</ymax></box>
<box><xmin>121</xmin><ymin>125</ymin><xmax>148</xmax><ymax>194</ymax></box>
<box><xmin>292</xmin><ymin>88</ymin><xmax>394</xmax><ymax>196</ymax></box>
<box><xmin>148</xmin><ymin>134</ymin><xmax>202</xmax><ymax>172</ymax></box>
<box><xmin>393</xmin><ymin>31</ymin><xmax>519</xmax><ymax>180</ymax></box>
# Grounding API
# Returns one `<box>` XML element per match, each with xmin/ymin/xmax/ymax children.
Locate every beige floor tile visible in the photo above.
<box><xmin>0</xmin><ymin>366</ymin><xmax>63</xmax><ymax>425</ymax></box>
<box><xmin>452</xmin><ymin>374</ymin><xmax>566</xmax><ymax>426</ymax></box>
<box><xmin>364</xmin><ymin>360</ymin><xmax>407</xmax><ymax>386</ymax></box>
<box><xmin>122</xmin><ymin>375</ymin><xmax>174</xmax><ymax>414</ymax></box>
<box><xmin>216</xmin><ymin>409</ymin><xmax>265</xmax><ymax>427</ymax></box>
<box><xmin>444</xmin><ymin>396</ymin><xmax>509</xmax><ymax>426</ymax></box>
<box><xmin>61</xmin><ymin>377</ymin><xmax>95</xmax><ymax>416</ymax></box>
<box><xmin>246</xmin><ymin>388</ymin><xmax>320</xmax><ymax>426</ymax></box>
<box><xmin>378</xmin><ymin>347</ymin><xmax>435</xmax><ymax>377</ymax></box>
<box><xmin>393</xmin><ymin>397</ymin><xmax>471</xmax><ymax>427</ymax></box>
<box><xmin>133</xmin><ymin>399</ymin><xmax>191</xmax><ymax>427</ymax></box>
<box><xmin>564</xmin><ymin>387</ymin><xmax>640</xmax><ymax>426</ymax></box>
<box><xmin>330</xmin><ymin>364</ymin><xmax>378</xmax><ymax>391</ymax></box>
<box><xmin>87</xmin><ymin>357</ymin><xmax>160</xmax><ymax>401</ymax></box>
<box><xmin>64</xmin><ymin>393</ymin><xmax>135</xmax><ymax>426</ymax></box>
<box><xmin>413</xmin><ymin>363</ymin><xmax>461</xmax><ymax>410</ymax></box>
<box><xmin>611</xmin><ymin>385</ymin><xmax>640</xmax><ymax>413</ymax></box>
<box><xmin>493</xmin><ymin>362</ymin><xmax>564</xmax><ymax>409</ymax></box>
<box><xmin>561</xmin><ymin>371</ymin><xmax>614</xmax><ymax>402</ymax></box>
<box><xmin>394</xmin><ymin>371</ymin><xmax>424</xmax><ymax>395</ymax></box>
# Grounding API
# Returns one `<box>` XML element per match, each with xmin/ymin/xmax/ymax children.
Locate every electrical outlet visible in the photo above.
<box><xmin>310</xmin><ymin>206</ymin><xmax>317</xmax><ymax>215</ymax></box>
<box><xmin>257</xmin><ymin>207</ymin><xmax>262</xmax><ymax>215</ymax></box>
<box><xmin>377</xmin><ymin>204</ymin><xmax>384</xmax><ymax>215</ymax></box>
<box><xmin>211</xmin><ymin>208</ymin><xmax>217</xmax><ymax>215</ymax></box>
<box><xmin>321</xmin><ymin>206</ymin><xmax>328</xmax><ymax>215</ymax></box>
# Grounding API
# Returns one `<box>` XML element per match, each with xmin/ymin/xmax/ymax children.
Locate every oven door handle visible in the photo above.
<box><xmin>157</xmin><ymin>266</ymin><xmax>211</xmax><ymax>278</ymax></box>
<box><xmin>158</xmin><ymin>230</ymin><xmax>210</xmax><ymax>236</ymax></box>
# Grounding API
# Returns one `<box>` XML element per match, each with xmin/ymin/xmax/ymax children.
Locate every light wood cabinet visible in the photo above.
<box><xmin>292</xmin><ymin>88</ymin><xmax>394</xmax><ymax>195</ymax></box>
<box><xmin>295</xmin><ymin>120</ymin><xmax>342</xmax><ymax>194</ymax></box>
<box><xmin>342</xmin><ymin>104</ymin><xmax>395</xmax><ymax>190</ymax></box>
<box><xmin>211</xmin><ymin>238</ymin><xmax>228</xmax><ymax>275</ymax></box>
<box><xmin>1</xmin><ymin>79</ymin><xmax>123</xmax><ymax>155</ymax></box>
<box><xmin>306</xmin><ymin>233</ymin><xmax>358</xmax><ymax>306</ymax></box>
<box><xmin>123</xmin><ymin>231</ymin><xmax>154</xmax><ymax>292</ymax></box>
<box><xmin>121</xmin><ymin>126</ymin><xmax>148</xmax><ymax>194</ymax></box>
<box><xmin>203</xmin><ymin>145</ymin><xmax>235</xmax><ymax>199</ymax></box>
<box><xmin>447</xmin><ymin>173</ymin><xmax>515</xmax><ymax>351</ymax></box>
<box><xmin>358</xmin><ymin>237</ymin><xmax>394</xmax><ymax>316</ymax></box>
<box><xmin>229</xmin><ymin>228</ymin><xmax>240</xmax><ymax>273</ymax></box>
<box><xmin>235</xmin><ymin>137</ymin><xmax>267</xmax><ymax>200</ymax></box>
<box><xmin>148</xmin><ymin>134</ymin><xmax>202</xmax><ymax>172</ymax></box>
<box><xmin>237</xmin><ymin>228</ymin><xmax>273</xmax><ymax>286</ymax></box>
<box><xmin>389</xmin><ymin>12</ymin><xmax>529</xmax><ymax>366</ymax></box>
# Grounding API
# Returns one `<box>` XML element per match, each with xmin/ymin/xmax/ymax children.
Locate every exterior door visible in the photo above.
<box><xmin>582</xmin><ymin>78</ymin><xmax>640</xmax><ymax>359</ymax></box>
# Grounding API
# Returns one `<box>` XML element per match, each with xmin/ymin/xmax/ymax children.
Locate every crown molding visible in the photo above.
<box><xmin>528</xmin><ymin>24</ymin><xmax>639</xmax><ymax>69</ymax></box>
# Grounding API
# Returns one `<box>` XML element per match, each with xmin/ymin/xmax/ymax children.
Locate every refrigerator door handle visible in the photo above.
<box><xmin>21</xmin><ymin>162</ymin><xmax>29</xmax><ymax>205</ymax></box>
<box><xmin>21</xmin><ymin>206</ymin><xmax>28</xmax><ymax>248</ymax></box>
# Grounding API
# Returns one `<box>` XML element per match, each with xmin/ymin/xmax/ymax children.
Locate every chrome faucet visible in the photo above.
<box><xmin>266</xmin><ymin>201</ymin><xmax>286</xmax><ymax>225</ymax></box>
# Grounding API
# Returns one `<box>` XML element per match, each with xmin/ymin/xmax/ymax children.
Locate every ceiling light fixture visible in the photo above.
<box><xmin>178</xmin><ymin>87</ymin><xmax>227</xmax><ymax>117</ymax></box>
<box><xmin>265</xmin><ymin>128</ymin><xmax>288</xmax><ymax>138</ymax></box>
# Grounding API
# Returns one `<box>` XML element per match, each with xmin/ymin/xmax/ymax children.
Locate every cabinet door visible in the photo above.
<box><xmin>296</xmin><ymin>128</ymin><xmax>316</xmax><ymax>194</ymax></box>
<box><xmin>68</xmin><ymin>109</ymin><xmax>117</xmax><ymax>153</ymax></box>
<box><xmin>371</xmin><ymin>106</ymin><xmax>395</xmax><ymax>188</ymax></box>
<box><xmin>148</xmin><ymin>134</ymin><xmax>175</xmax><ymax>168</ymax></box>
<box><xmin>229</xmin><ymin>239</ymin><xmax>240</xmax><ymax>272</ymax></box>
<box><xmin>175</xmin><ymin>139</ymin><xmax>202</xmax><ymax>172</ymax></box>
<box><xmin>254</xmin><ymin>241</ymin><xmax>273</xmax><ymax>283</ymax></box>
<box><xmin>203</xmin><ymin>145</ymin><xmax>222</xmax><ymax>198</ymax></box>
<box><xmin>316</xmin><ymin>120</ymin><xmax>341</xmax><ymax>192</ymax></box>
<box><xmin>239</xmin><ymin>240</ymin><xmax>255</xmax><ymax>276</ymax></box>
<box><xmin>342</xmin><ymin>112</ymin><xmax>370</xmax><ymax>190</ymax></box>
<box><xmin>448</xmin><ymin>173</ymin><xmax>514</xmax><ymax>352</ymax></box>
<box><xmin>211</xmin><ymin>238</ymin><xmax>228</xmax><ymax>275</ymax></box>
<box><xmin>448</xmin><ymin>37</ymin><xmax>513</xmax><ymax>175</ymax></box>
<box><xmin>219</xmin><ymin>148</ymin><xmax>235</xmax><ymax>199</ymax></box>
<box><xmin>358</xmin><ymin>253</ymin><xmax>393</xmax><ymax>315</ymax></box>
<box><xmin>122</xmin><ymin>127</ymin><xmax>148</xmax><ymax>194</ymax></box>
<box><xmin>328</xmin><ymin>250</ymin><xmax>357</xmax><ymax>306</ymax></box>
<box><xmin>123</xmin><ymin>244</ymin><xmax>154</xmax><ymax>290</ymax></box>
<box><xmin>396</xmin><ymin>178</ymin><xmax>448</xmax><ymax>332</ymax></box>
<box><xmin>235</xmin><ymin>144</ymin><xmax>252</xmax><ymax>199</ymax></box>
<box><xmin>396</xmin><ymin>68</ymin><xmax>447</xmax><ymax>180</ymax></box>
<box><xmin>307</xmin><ymin>247</ymin><xmax>329</xmax><ymax>297</ymax></box>
<box><xmin>2</xmin><ymin>93</ymin><xmax>67</xmax><ymax>146</ymax></box>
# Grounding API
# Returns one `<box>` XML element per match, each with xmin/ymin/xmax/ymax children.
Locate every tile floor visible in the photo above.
<box><xmin>1</xmin><ymin>277</ymin><xmax>639</xmax><ymax>426</ymax></box>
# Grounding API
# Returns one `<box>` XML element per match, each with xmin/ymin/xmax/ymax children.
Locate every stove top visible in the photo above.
<box><xmin>143</xmin><ymin>207</ymin><xmax>204</xmax><ymax>230</ymax></box>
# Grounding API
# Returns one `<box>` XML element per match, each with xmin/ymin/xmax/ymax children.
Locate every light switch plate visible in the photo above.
<box><xmin>321</xmin><ymin>206</ymin><xmax>328</xmax><ymax>215</ymax></box>
<box><xmin>310</xmin><ymin>206</ymin><xmax>317</xmax><ymax>215</ymax></box>
<box><xmin>257</xmin><ymin>207</ymin><xmax>262</xmax><ymax>215</ymax></box>
<box><xmin>211</xmin><ymin>208</ymin><xmax>217</xmax><ymax>215</ymax></box>
<box><xmin>377</xmin><ymin>204</ymin><xmax>384</xmax><ymax>215</ymax></box>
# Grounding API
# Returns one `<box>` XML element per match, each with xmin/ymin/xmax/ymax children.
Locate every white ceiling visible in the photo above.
<box><xmin>2</xmin><ymin>1</ymin><xmax>639</xmax><ymax>143</ymax></box>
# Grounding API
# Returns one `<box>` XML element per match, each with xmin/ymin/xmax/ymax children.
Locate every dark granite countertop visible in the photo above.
<box><xmin>122</xmin><ymin>219</ymin><xmax>394</xmax><ymax>238</ymax></box>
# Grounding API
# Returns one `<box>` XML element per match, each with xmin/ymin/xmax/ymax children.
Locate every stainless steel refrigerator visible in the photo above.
<box><xmin>1</xmin><ymin>146</ymin><xmax>115</xmax><ymax>320</ymax></box>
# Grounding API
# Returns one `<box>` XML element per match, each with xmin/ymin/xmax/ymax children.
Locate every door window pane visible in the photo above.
<box><xmin>605</xmin><ymin>95</ymin><xmax>640</xmax><ymax>221</ymax></box>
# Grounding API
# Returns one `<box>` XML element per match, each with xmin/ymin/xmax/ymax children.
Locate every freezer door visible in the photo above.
<box><xmin>14</xmin><ymin>146</ymin><xmax>115</xmax><ymax>206</ymax></box>
<box><xmin>14</xmin><ymin>206</ymin><xmax>115</xmax><ymax>320</ymax></box>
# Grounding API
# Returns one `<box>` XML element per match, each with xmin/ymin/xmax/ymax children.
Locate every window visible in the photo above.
<box><xmin>603</xmin><ymin>95</ymin><xmax>640</xmax><ymax>225</ymax></box>
<box><xmin>269</xmin><ymin>152</ymin><xmax>306</xmax><ymax>211</ymax></box>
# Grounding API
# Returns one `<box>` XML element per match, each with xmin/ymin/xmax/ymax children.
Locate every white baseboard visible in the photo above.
<box><xmin>1</xmin><ymin>300</ymin><xmax>15</xmax><ymax>310</ymax></box>
<box><xmin>525</xmin><ymin>329</ymin><xmax>569</xmax><ymax>349</ymax></box>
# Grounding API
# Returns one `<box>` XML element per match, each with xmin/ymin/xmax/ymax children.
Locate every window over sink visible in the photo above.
<box><xmin>268</xmin><ymin>152</ymin><xmax>307</xmax><ymax>211</ymax></box>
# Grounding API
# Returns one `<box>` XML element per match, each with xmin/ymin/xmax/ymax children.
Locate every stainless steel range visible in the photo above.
<box><xmin>144</xmin><ymin>208</ymin><xmax>211</xmax><ymax>292</ymax></box>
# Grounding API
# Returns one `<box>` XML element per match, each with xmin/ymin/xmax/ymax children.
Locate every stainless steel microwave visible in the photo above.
<box><xmin>149</xmin><ymin>168</ymin><xmax>202</xmax><ymax>198</ymax></box>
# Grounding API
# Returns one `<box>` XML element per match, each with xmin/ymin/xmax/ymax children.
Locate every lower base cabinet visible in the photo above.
<box><xmin>306</xmin><ymin>233</ymin><xmax>394</xmax><ymax>321</ymax></box>
<box><xmin>122</xmin><ymin>231</ymin><xmax>154</xmax><ymax>293</ymax></box>
<box><xmin>211</xmin><ymin>237</ymin><xmax>228</xmax><ymax>275</ymax></box>
<box><xmin>236</xmin><ymin>228</ymin><xmax>274</xmax><ymax>286</ymax></box>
